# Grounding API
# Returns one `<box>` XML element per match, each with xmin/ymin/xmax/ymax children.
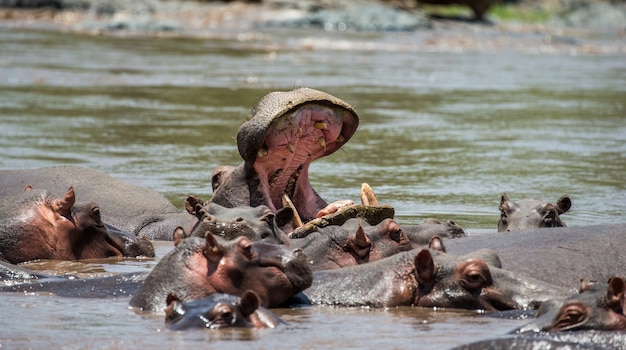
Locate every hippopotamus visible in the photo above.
<box><xmin>444</xmin><ymin>223</ymin><xmax>626</xmax><ymax>292</ymax></box>
<box><xmin>515</xmin><ymin>276</ymin><xmax>626</xmax><ymax>333</ymax></box>
<box><xmin>498</xmin><ymin>193</ymin><xmax>572</xmax><ymax>232</ymax></box>
<box><xmin>184</xmin><ymin>196</ymin><xmax>292</xmax><ymax>244</ymax></box>
<box><xmin>129</xmin><ymin>228</ymin><xmax>312</xmax><ymax>313</ymax></box>
<box><xmin>401</xmin><ymin>218</ymin><xmax>466</xmax><ymax>246</ymax></box>
<box><xmin>210</xmin><ymin>87</ymin><xmax>360</xmax><ymax>225</ymax></box>
<box><xmin>293</xmin><ymin>247</ymin><xmax>567</xmax><ymax>310</ymax></box>
<box><xmin>0</xmin><ymin>166</ymin><xmax>197</xmax><ymax>240</ymax></box>
<box><xmin>0</xmin><ymin>186</ymin><xmax>154</xmax><ymax>264</ymax></box>
<box><xmin>291</xmin><ymin>218</ymin><xmax>414</xmax><ymax>270</ymax></box>
<box><xmin>165</xmin><ymin>291</ymin><xmax>284</xmax><ymax>330</ymax></box>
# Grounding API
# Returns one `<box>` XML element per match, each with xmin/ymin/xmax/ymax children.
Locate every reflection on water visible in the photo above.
<box><xmin>0</xmin><ymin>26</ymin><xmax>625</xmax><ymax>348</ymax></box>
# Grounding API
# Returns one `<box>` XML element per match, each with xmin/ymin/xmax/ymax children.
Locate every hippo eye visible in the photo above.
<box><xmin>389</xmin><ymin>228</ymin><xmax>409</xmax><ymax>244</ymax></box>
<box><xmin>211</xmin><ymin>172</ymin><xmax>222</xmax><ymax>191</ymax></box>
<box><xmin>91</xmin><ymin>207</ymin><xmax>102</xmax><ymax>223</ymax></box>
<box><xmin>221</xmin><ymin>311</ymin><xmax>234</xmax><ymax>325</ymax></box>
<box><xmin>464</xmin><ymin>272</ymin><xmax>485</xmax><ymax>289</ymax></box>
<box><xmin>499</xmin><ymin>213</ymin><xmax>508</xmax><ymax>224</ymax></box>
<box><xmin>552</xmin><ymin>303</ymin><xmax>588</xmax><ymax>331</ymax></box>
<box><xmin>208</xmin><ymin>304</ymin><xmax>235</xmax><ymax>328</ymax></box>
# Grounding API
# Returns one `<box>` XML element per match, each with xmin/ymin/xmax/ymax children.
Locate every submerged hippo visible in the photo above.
<box><xmin>0</xmin><ymin>187</ymin><xmax>154</xmax><ymax>264</ymax></box>
<box><xmin>0</xmin><ymin>166</ymin><xmax>197</xmax><ymax>240</ymax></box>
<box><xmin>444</xmin><ymin>223</ymin><xmax>626</xmax><ymax>292</ymax></box>
<box><xmin>184</xmin><ymin>196</ymin><xmax>292</xmax><ymax>244</ymax></box>
<box><xmin>401</xmin><ymin>218</ymin><xmax>466</xmax><ymax>246</ymax></box>
<box><xmin>210</xmin><ymin>87</ymin><xmax>360</xmax><ymax>224</ymax></box>
<box><xmin>515</xmin><ymin>276</ymin><xmax>626</xmax><ymax>333</ymax></box>
<box><xmin>294</xmin><ymin>247</ymin><xmax>567</xmax><ymax>310</ymax></box>
<box><xmin>130</xmin><ymin>228</ymin><xmax>312</xmax><ymax>313</ymax></box>
<box><xmin>498</xmin><ymin>193</ymin><xmax>572</xmax><ymax>232</ymax></box>
<box><xmin>165</xmin><ymin>291</ymin><xmax>284</xmax><ymax>330</ymax></box>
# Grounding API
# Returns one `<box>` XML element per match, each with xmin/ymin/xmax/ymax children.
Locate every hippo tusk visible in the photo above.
<box><xmin>360</xmin><ymin>183</ymin><xmax>378</xmax><ymax>206</ymax></box>
<box><xmin>318</xmin><ymin>137</ymin><xmax>326</xmax><ymax>150</ymax></box>
<box><xmin>282</xmin><ymin>194</ymin><xmax>303</xmax><ymax>229</ymax></box>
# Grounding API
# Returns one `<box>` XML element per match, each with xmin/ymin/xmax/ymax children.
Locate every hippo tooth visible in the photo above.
<box><xmin>314</xmin><ymin>121</ymin><xmax>327</xmax><ymax>129</ymax></box>
<box><xmin>296</xmin><ymin>127</ymin><xmax>303</xmax><ymax>136</ymax></box>
<box><xmin>257</xmin><ymin>147</ymin><xmax>268</xmax><ymax>158</ymax></box>
<box><xmin>318</xmin><ymin>137</ymin><xmax>326</xmax><ymax>150</ymax></box>
<box><xmin>336</xmin><ymin>135</ymin><xmax>346</xmax><ymax>143</ymax></box>
<box><xmin>360</xmin><ymin>183</ymin><xmax>379</xmax><ymax>206</ymax></box>
<box><xmin>282</xmin><ymin>194</ymin><xmax>303</xmax><ymax>228</ymax></box>
<box><xmin>288</xmin><ymin>142</ymin><xmax>295</xmax><ymax>154</ymax></box>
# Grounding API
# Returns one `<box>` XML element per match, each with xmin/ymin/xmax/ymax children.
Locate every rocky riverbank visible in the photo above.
<box><xmin>0</xmin><ymin>0</ymin><xmax>624</xmax><ymax>54</ymax></box>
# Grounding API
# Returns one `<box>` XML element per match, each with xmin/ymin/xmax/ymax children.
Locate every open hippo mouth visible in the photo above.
<box><xmin>236</xmin><ymin>88</ymin><xmax>359</xmax><ymax>222</ymax></box>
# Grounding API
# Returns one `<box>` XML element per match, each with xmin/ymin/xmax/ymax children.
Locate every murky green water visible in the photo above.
<box><xmin>0</xmin><ymin>26</ymin><xmax>625</xmax><ymax>348</ymax></box>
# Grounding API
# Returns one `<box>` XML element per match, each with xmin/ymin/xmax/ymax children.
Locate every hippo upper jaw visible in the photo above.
<box><xmin>235</xmin><ymin>88</ymin><xmax>359</xmax><ymax>222</ymax></box>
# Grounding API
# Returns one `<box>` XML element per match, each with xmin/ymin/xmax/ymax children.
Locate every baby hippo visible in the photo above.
<box><xmin>498</xmin><ymin>193</ymin><xmax>571</xmax><ymax>232</ymax></box>
<box><xmin>165</xmin><ymin>290</ymin><xmax>284</xmax><ymax>330</ymax></box>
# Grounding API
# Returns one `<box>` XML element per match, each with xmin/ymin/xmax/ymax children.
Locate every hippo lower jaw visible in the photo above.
<box><xmin>250</xmin><ymin>104</ymin><xmax>355</xmax><ymax>221</ymax></box>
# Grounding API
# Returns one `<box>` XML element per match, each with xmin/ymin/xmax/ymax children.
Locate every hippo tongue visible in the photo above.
<box><xmin>236</xmin><ymin>88</ymin><xmax>359</xmax><ymax>222</ymax></box>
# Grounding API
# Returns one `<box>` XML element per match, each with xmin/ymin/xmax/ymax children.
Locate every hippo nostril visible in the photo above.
<box><xmin>236</xmin><ymin>217</ymin><xmax>244</xmax><ymax>222</ymax></box>
<box><xmin>292</xmin><ymin>248</ymin><xmax>303</xmax><ymax>254</ymax></box>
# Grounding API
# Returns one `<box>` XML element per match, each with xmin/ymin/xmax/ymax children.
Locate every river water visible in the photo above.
<box><xmin>0</xmin><ymin>23</ymin><xmax>625</xmax><ymax>349</ymax></box>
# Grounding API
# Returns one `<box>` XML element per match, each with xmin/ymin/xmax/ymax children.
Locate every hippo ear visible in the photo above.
<box><xmin>415</xmin><ymin>249</ymin><xmax>435</xmax><ymax>284</ymax></box>
<box><xmin>53</xmin><ymin>187</ymin><xmax>76</xmax><ymax>218</ymax></box>
<box><xmin>166</xmin><ymin>292</ymin><xmax>181</xmax><ymax>306</ymax></box>
<box><xmin>275</xmin><ymin>206</ymin><xmax>294</xmax><ymax>228</ymax></box>
<box><xmin>184</xmin><ymin>195</ymin><xmax>202</xmax><ymax>216</ymax></box>
<box><xmin>428</xmin><ymin>236</ymin><xmax>446</xmax><ymax>253</ymax></box>
<box><xmin>239</xmin><ymin>290</ymin><xmax>260</xmax><ymax>317</ymax></box>
<box><xmin>499</xmin><ymin>193</ymin><xmax>511</xmax><ymax>211</ymax></box>
<box><xmin>348</xmin><ymin>223</ymin><xmax>371</xmax><ymax>258</ymax></box>
<box><xmin>556</xmin><ymin>195</ymin><xmax>572</xmax><ymax>215</ymax></box>
<box><xmin>173</xmin><ymin>227</ymin><xmax>189</xmax><ymax>246</ymax></box>
<box><xmin>24</xmin><ymin>184</ymin><xmax>33</xmax><ymax>192</ymax></box>
<box><xmin>164</xmin><ymin>293</ymin><xmax>185</xmax><ymax>320</ymax></box>
<box><xmin>578</xmin><ymin>278</ymin><xmax>597</xmax><ymax>293</ymax></box>
<box><xmin>606</xmin><ymin>276</ymin><xmax>625</xmax><ymax>312</ymax></box>
<box><xmin>203</xmin><ymin>231</ymin><xmax>223</xmax><ymax>262</ymax></box>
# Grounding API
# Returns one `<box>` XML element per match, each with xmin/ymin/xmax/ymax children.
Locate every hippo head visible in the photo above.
<box><xmin>165</xmin><ymin>290</ymin><xmax>283</xmax><ymax>330</ymax></box>
<box><xmin>211</xmin><ymin>88</ymin><xmax>359</xmax><ymax>223</ymax></box>
<box><xmin>201</xmin><ymin>231</ymin><xmax>312</xmax><ymax>308</ymax></box>
<box><xmin>340</xmin><ymin>218</ymin><xmax>412</xmax><ymax>263</ymax></box>
<box><xmin>185</xmin><ymin>197</ymin><xmax>292</xmax><ymax>244</ymax></box>
<box><xmin>130</xmin><ymin>228</ymin><xmax>313</xmax><ymax>313</ymax></box>
<box><xmin>498</xmin><ymin>193</ymin><xmax>572</xmax><ymax>232</ymax></box>
<box><xmin>515</xmin><ymin>277</ymin><xmax>626</xmax><ymax>333</ymax></box>
<box><xmin>0</xmin><ymin>187</ymin><xmax>154</xmax><ymax>263</ymax></box>
<box><xmin>415</xmin><ymin>249</ymin><xmax>521</xmax><ymax>311</ymax></box>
